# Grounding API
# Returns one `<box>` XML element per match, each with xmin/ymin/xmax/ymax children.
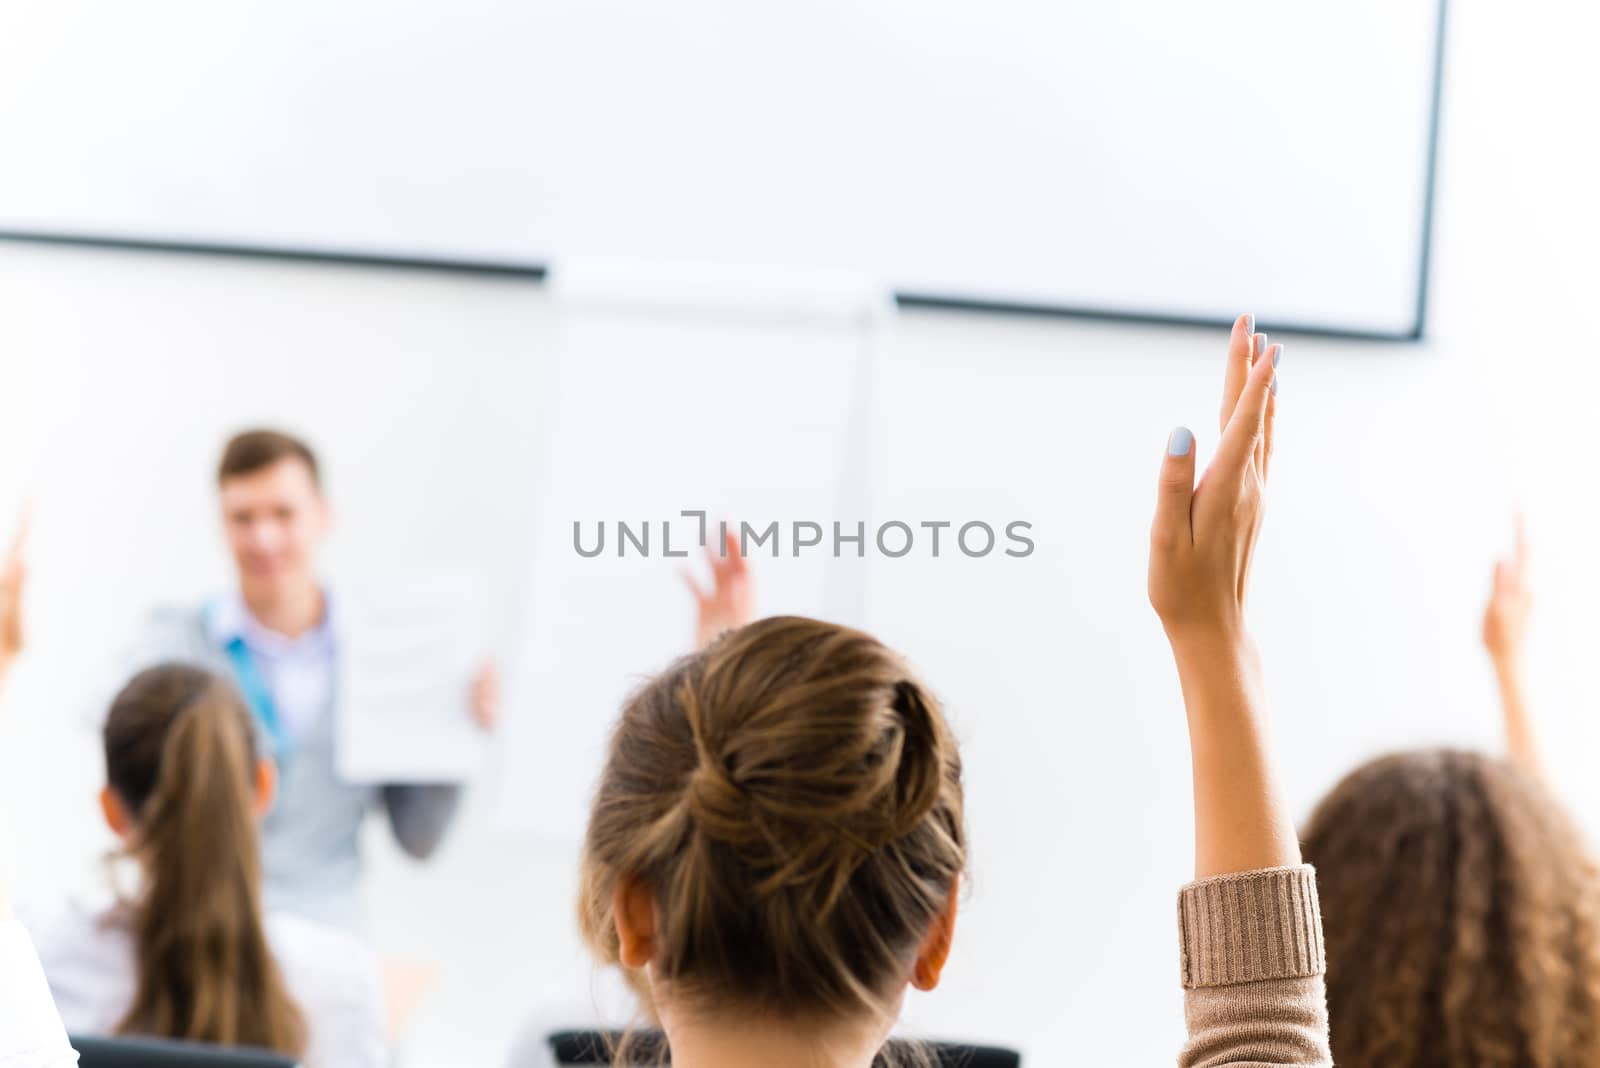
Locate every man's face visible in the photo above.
<box><xmin>219</xmin><ymin>459</ymin><xmax>329</xmax><ymax>590</ymax></box>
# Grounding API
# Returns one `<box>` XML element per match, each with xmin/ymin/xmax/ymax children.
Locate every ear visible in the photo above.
<box><xmin>612</xmin><ymin>876</ymin><xmax>659</xmax><ymax>971</ymax></box>
<box><xmin>253</xmin><ymin>758</ymin><xmax>278</xmax><ymax>819</ymax></box>
<box><xmin>99</xmin><ymin>786</ymin><xmax>133</xmax><ymax>840</ymax></box>
<box><xmin>910</xmin><ymin>877</ymin><xmax>960</xmax><ymax>992</ymax></box>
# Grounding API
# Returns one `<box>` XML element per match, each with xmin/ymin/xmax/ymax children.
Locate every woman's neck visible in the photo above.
<box><xmin>662</xmin><ymin>1012</ymin><xmax>884</xmax><ymax>1068</ymax></box>
<box><xmin>241</xmin><ymin>579</ymin><xmax>324</xmax><ymax>639</ymax></box>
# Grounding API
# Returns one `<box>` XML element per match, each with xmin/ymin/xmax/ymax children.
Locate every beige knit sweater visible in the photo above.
<box><xmin>1176</xmin><ymin>865</ymin><xmax>1331</xmax><ymax>1067</ymax></box>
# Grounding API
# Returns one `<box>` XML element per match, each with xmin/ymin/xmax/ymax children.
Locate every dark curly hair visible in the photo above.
<box><xmin>1301</xmin><ymin>748</ymin><xmax>1600</xmax><ymax>1067</ymax></box>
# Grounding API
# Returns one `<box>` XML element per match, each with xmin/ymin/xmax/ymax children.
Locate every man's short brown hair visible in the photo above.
<box><xmin>217</xmin><ymin>429</ymin><xmax>321</xmax><ymax>487</ymax></box>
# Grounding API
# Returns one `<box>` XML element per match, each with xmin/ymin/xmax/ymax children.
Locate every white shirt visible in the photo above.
<box><xmin>0</xmin><ymin>911</ymin><xmax>77</xmax><ymax>1067</ymax></box>
<box><xmin>17</xmin><ymin>897</ymin><xmax>385</xmax><ymax>1068</ymax></box>
<box><xmin>204</xmin><ymin>592</ymin><xmax>338</xmax><ymax>746</ymax></box>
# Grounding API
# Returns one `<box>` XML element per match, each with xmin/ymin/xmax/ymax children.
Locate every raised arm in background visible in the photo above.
<box><xmin>0</xmin><ymin>515</ymin><xmax>81</xmax><ymax>1067</ymax></box>
<box><xmin>1149</xmin><ymin>315</ymin><xmax>1331</xmax><ymax>1067</ymax></box>
<box><xmin>1482</xmin><ymin>516</ymin><xmax>1541</xmax><ymax>776</ymax></box>
<box><xmin>683</xmin><ymin>529</ymin><xmax>753</xmax><ymax>650</ymax></box>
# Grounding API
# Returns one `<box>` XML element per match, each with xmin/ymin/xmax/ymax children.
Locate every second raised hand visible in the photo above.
<box><xmin>0</xmin><ymin>512</ymin><xmax>30</xmax><ymax>685</ymax></box>
<box><xmin>1484</xmin><ymin>514</ymin><xmax>1542</xmax><ymax>776</ymax></box>
<box><xmin>683</xmin><ymin>529</ymin><xmax>754</xmax><ymax>650</ymax></box>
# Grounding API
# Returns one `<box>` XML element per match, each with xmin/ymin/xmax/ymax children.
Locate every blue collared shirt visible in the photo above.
<box><xmin>204</xmin><ymin>591</ymin><xmax>337</xmax><ymax>747</ymax></box>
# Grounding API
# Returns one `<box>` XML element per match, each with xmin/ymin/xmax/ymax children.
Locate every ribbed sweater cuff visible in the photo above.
<box><xmin>1178</xmin><ymin>864</ymin><xmax>1325</xmax><ymax>989</ymax></box>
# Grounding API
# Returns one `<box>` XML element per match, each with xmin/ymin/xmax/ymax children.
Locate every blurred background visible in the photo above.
<box><xmin>1</xmin><ymin>0</ymin><xmax>1596</xmax><ymax>1063</ymax></box>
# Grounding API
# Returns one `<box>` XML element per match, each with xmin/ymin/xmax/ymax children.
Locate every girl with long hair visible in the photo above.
<box><xmin>21</xmin><ymin>661</ymin><xmax>385</xmax><ymax>1066</ymax></box>
<box><xmin>1301</xmin><ymin>524</ymin><xmax>1600</xmax><ymax>1067</ymax></box>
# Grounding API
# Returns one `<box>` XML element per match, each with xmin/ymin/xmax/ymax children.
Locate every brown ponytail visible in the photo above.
<box><xmin>579</xmin><ymin>616</ymin><xmax>966</xmax><ymax>1057</ymax></box>
<box><xmin>102</xmin><ymin>664</ymin><xmax>307</xmax><ymax>1055</ymax></box>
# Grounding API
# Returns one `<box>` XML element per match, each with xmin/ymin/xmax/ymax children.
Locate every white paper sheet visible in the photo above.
<box><xmin>335</xmin><ymin>575</ymin><xmax>487</xmax><ymax>783</ymax></box>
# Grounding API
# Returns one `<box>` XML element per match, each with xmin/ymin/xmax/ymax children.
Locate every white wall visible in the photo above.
<box><xmin>4</xmin><ymin>2</ymin><xmax>1600</xmax><ymax>1064</ymax></box>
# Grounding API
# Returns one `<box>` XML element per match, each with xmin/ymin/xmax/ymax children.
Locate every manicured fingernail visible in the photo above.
<box><xmin>1254</xmin><ymin>333</ymin><xmax>1268</xmax><ymax>358</ymax></box>
<box><xmin>1272</xmin><ymin>344</ymin><xmax>1282</xmax><ymax>368</ymax></box>
<box><xmin>1243</xmin><ymin>314</ymin><xmax>1255</xmax><ymax>336</ymax></box>
<box><xmin>1168</xmin><ymin>427</ymin><xmax>1194</xmax><ymax>456</ymax></box>
<box><xmin>1270</xmin><ymin>375</ymin><xmax>1279</xmax><ymax>396</ymax></box>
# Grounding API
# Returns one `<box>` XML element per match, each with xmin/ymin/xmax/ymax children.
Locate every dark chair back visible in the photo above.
<box><xmin>71</xmin><ymin>1034</ymin><xmax>298</xmax><ymax>1068</ymax></box>
<box><xmin>547</xmin><ymin>1029</ymin><xmax>1021</xmax><ymax>1066</ymax></box>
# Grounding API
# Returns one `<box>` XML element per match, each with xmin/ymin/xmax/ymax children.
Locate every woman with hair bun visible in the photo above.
<box><xmin>582</xmin><ymin>615</ymin><xmax>965</xmax><ymax>1065</ymax></box>
<box><xmin>578</xmin><ymin>316</ymin><xmax>1330</xmax><ymax>1066</ymax></box>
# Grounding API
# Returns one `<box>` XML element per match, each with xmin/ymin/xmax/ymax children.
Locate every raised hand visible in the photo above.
<box><xmin>1483</xmin><ymin>515</ymin><xmax>1532</xmax><ymax>666</ymax></box>
<box><xmin>1483</xmin><ymin>515</ymin><xmax>1541</xmax><ymax>775</ymax></box>
<box><xmin>1149</xmin><ymin>314</ymin><xmax>1297</xmax><ymax>880</ymax></box>
<box><xmin>0</xmin><ymin>512</ymin><xmax>29</xmax><ymax>686</ymax></box>
<box><xmin>1149</xmin><ymin>314</ymin><xmax>1278</xmax><ymax>636</ymax></box>
<box><xmin>683</xmin><ymin>529</ymin><xmax>753</xmax><ymax>650</ymax></box>
<box><xmin>469</xmin><ymin>661</ymin><xmax>500</xmax><ymax>730</ymax></box>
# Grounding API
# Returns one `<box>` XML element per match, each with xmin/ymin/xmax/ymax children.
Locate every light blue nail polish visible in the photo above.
<box><xmin>1271</xmin><ymin>375</ymin><xmax>1279</xmax><ymax>396</ymax></box>
<box><xmin>1272</xmin><ymin>345</ymin><xmax>1282</xmax><ymax>369</ymax></box>
<box><xmin>1244</xmin><ymin>314</ymin><xmax>1255</xmax><ymax>336</ymax></box>
<box><xmin>1168</xmin><ymin>427</ymin><xmax>1194</xmax><ymax>456</ymax></box>
<box><xmin>1254</xmin><ymin>333</ymin><xmax>1268</xmax><ymax>357</ymax></box>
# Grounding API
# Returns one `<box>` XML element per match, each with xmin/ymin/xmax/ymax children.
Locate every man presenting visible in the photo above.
<box><xmin>129</xmin><ymin>429</ymin><xmax>496</xmax><ymax>931</ymax></box>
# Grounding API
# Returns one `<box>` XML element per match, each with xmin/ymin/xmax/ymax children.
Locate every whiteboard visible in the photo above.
<box><xmin>0</xmin><ymin>0</ymin><xmax>1442</xmax><ymax>336</ymax></box>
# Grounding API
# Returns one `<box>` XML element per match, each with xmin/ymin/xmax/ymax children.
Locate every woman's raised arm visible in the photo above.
<box><xmin>1148</xmin><ymin>316</ymin><xmax>1331</xmax><ymax>1067</ymax></box>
